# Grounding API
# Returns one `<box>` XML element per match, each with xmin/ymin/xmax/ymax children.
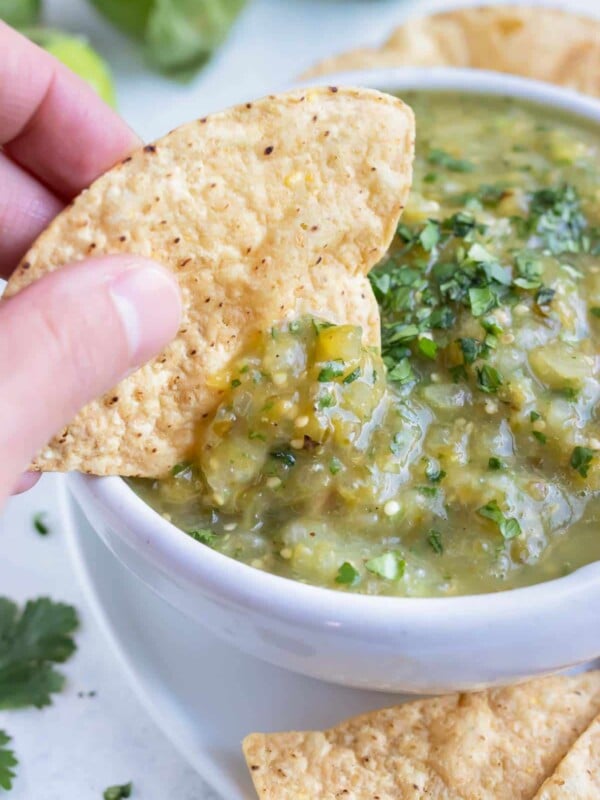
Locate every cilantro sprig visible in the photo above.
<box><xmin>0</xmin><ymin>732</ymin><xmax>17</xmax><ymax>791</ymax></box>
<box><xmin>0</xmin><ymin>597</ymin><xmax>78</xmax><ymax>710</ymax></box>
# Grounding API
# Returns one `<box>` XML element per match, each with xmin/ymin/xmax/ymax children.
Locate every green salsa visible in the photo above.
<box><xmin>132</xmin><ymin>92</ymin><xmax>600</xmax><ymax>596</ymax></box>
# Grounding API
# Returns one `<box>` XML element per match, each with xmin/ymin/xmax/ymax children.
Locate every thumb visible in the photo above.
<box><xmin>0</xmin><ymin>255</ymin><xmax>182</xmax><ymax>500</ymax></box>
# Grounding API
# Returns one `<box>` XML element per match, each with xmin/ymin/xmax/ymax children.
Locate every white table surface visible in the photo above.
<box><xmin>1</xmin><ymin>0</ymin><xmax>599</xmax><ymax>797</ymax></box>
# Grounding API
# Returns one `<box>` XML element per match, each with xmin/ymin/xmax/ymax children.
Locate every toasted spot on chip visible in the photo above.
<box><xmin>4</xmin><ymin>87</ymin><xmax>414</xmax><ymax>477</ymax></box>
<box><xmin>243</xmin><ymin>672</ymin><xmax>600</xmax><ymax>800</ymax></box>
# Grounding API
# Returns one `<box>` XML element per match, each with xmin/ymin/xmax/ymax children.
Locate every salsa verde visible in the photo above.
<box><xmin>132</xmin><ymin>92</ymin><xmax>600</xmax><ymax>596</ymax></box>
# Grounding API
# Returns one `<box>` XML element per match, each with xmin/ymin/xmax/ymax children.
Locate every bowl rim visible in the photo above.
<box><xmin>73</xmin><ymin>67</ymin><xmax>600</xmax><ymax>633</ymax></box>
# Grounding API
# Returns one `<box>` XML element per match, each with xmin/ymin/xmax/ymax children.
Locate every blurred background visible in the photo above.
<box><xmin>1</xmin><ymin>0</ymin><xmax>595</xmax><ymax>141</ymax></box>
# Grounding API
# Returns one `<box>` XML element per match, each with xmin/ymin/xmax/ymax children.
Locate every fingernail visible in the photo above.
<box><xmin>110</xmin><ymin>263</ymin><xmax>182</xmax><ymax>367</ymax></box>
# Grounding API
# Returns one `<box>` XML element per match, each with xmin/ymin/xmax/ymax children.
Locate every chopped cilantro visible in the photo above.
<box><xmin>428</xmin><ymin>306</ymin><xmax>456</xmax><ymax>330</ymax></box>
<box><xmin>230</xmin><ymin>378</ymin><xmax>241</xmax><ymax>388</ymax></box>
<box><xmin>418</xmin><ymin>337</ymin><xmax>438</xmax><ymax>359</ymax></box>
<box><xmin>0</xmin><ymin>731</ymin><xmax>17</xmax><ymax>791</ymax></box>
<box><xmin>335</xmin><ymin>562</ymin><xmax>360</xmax><ymax>586</ymax></box>
<box><xmin>476</xmin><ymin>364</ymin><xmax>503</xmax><ymax>393</ymax></box>
<box><xmin>329</xmin><ymin>457</ymin><xmax>342</xmax><ymax>475</ymax></box>
<box><xmin>387</xmin><ymin>358</ymin><xmax>414</xmax><ymax>385</ymax></box>
<box><xmin>0</xmin><ymin>597</ymin><xmax>78</xmax><ymax>710</ymax></box>
<box><xmin>481</xmin><ymin>318</ymin><xmax>502</xmax><ymax>337</ymax></box>
<box><xmin>32</xmin><ymin>512</ymin><xmax>50</xmax><ymax>536</ymax></box>
<box><xmin>188</xmin><ymin>529</ymin><xmax>216</xmax><ymax>545</ymax></box>
<box><xmin>477</xmin><ymin>500</ymin><xmax>521</xmax><ymax>540</ymax></box>
<box><xmin>570</xmin><ymin>446</ymin><xmax>595</xmax><ymax>478</ymax></box>
<box><xmin>527</xmin><ymin>184</ymin><xmax>587</xmax><ymax>255</ymax></box>
<box><xmin>317</xmin><ymin>361</ymin><xmax>345</xmax><ymax>382</ymax></box>
<box><xmin>514</xmin><ymin>250</ymin><xmax>543</xmax><ymax>288</ymax></box>
<box><xmin>469</xmin><ymin>286</ymin><xmax>498</xmax><ymax>316</ymax></box>
<box><xmin>427</xmin><ymin>529</ymin><xmax>443</xmax><ymax>554</ymax></box>
<box><xmin>530</xmin><ymin>410</ymin><xmax>541</xmax><ymax>422</ymax></box>
<box><xmin>171</xmin><ymin>461</ymin><xmax>192</xmax><ymax>478</ymax></box>
<box><xmin>318</xmin><ymin>393</ymin><xmax>335</xmax><ymax>409</ymax></box>
<box><xmin>449</xmin><ymin>364</ymin><xmax>468</xmax><ymax>383</ymax></box>
<box><xmin>560</xmin><ymin>386</ymin><xmax>579</xmax><ymax>401</ymax></box>
<box><xmin>458</xmin><ymin>337</ymin><xmax>486</xmax><ymax>365</ymax></box>
<box><xmin>532</xmin><ymin>430</ymin><xmax>547</xmax><ymax>444</ymax></box>
<box><xmin>425</xmin><ymin>462</ymin><xmax>446</xmax><ymax>483</ymax></box>
<box><xmin>248</xmin><ymin>431</ymin><xmax>266</xmax><ymax>441</ymax></box>
<box><xmin>418</xmin><ymin>486</ymin><xmax>438</xmax><ymax>497</ymax></box>
<box><xmin>270</xmin><ymin>450</ymin><xmax>296</xmax><ymax>467</ymax></box>
<box><xmin>365</xmin><ymin>552</ymin><xmax>405</xmax><ymax>580</ymax></box>
<box><xmin>419</xmin><ymin>220</ymin><xmax>440</xmax><ymax>251</ymax></box>
<box><xmin>427</xmin><ymin>148</ymin><xmax>474</xmax><ymax>173</ymax></box>
<box><xmin>591</xmin><ymin>307</ymin><xmax>600</xmax><ymax>318</ymax></box>
<box><xmin>103</xmin><ymin>783</ymin><xmax>133</xmax><ymax>800</ymax></box>
<box><xmin>535</xmin><ymin>286</ymin><xmax>556</xmax><ymax>306</ymax></box>
<box><xmin>488</xmin><ymin>457</ymin><xmax>505</xmax><ymax>470</ymax></box>
<box><xmin>342</xmin><ymin>367</ymin><xmax>361</xmax><ymax>384</ymax></box>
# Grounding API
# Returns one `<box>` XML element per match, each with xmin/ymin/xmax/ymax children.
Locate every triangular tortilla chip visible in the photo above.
<box><xmin>302</xmin><ymin>5</ymin><xmax>600</xmax><ymax>99</ymax></box>
<box><xmin>533</xmin><ymin>713</ymin><xmax>600</xmax><ymax>799</ymax></box>
<box><xmin>3</xmin><ymin>87</ymin><xmax>414</xmax><ymax>477</ymax></box>
<box><xmin>243</xmin><ymin>671</ymin><xmax>600</xmax><ymax>800</ymax></box>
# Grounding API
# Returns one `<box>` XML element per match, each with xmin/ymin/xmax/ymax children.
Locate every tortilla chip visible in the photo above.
<box><xmin>3</xmin><ymin>87</ymin><xmax>414</xmax><ymax>477</ymax></box>
<box><xmin>533</xmin><ymin>713</ymin><xmax>600</xmax><ymax>799</ymax></box>
<box><xmin>302</xmin><ymin>5</ymin><xmax>600</xmax><ymax>99</ymax></box>
<box><xmin>243</xmin><ymin>671</ymin><xmax>600</xmax><ymax>799</ymax></box>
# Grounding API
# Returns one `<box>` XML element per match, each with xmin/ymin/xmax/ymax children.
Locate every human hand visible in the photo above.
<box><xmin>0</xmin><ymin>23</ymin><xmax>182</xmax><ymax>504</ymax></box>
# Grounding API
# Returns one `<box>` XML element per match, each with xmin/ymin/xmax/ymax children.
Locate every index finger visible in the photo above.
<box><xmin>0</xmin><ymin>22</ymin><xmax>141</xmax><ymax>199</ymax></box>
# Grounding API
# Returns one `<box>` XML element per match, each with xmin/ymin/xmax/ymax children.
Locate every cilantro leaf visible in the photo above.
<box><xmin>387</xmin><ymin>358</ymin><xmax>414</xmax><ymax>385</ymax></box>
<box><xmin>469</xmin><ymin>286</ymin><xmax>498</xmax><ymax>316</ymax></box>
<box><xmin>527</xmin><ymin>184</ymin><xmax>587</xmax><ymax>255</ymax></box>
<box><xmin>0</xmin><ymin>731</ymin><xmax>17</xmax><ymax>791</ymax></box>
<box><xmin>418</xmin><ymin>337</ymin><xmax>438</xmax><ymax>359</ymax></box>
<box><xmin>188</xmin><ymin>529</ymin><xmax>216</xmax><ymax>545</ymax></box>
<box><xmin>427</xmin><ymin>148</ymin><xmax>474</xmax><ymax>173</ymax></box>
<box><xmin>476</xmin><ymin>365</ymin><xmax>503</xmax><ymax>394</ymax></box>
<box><xmin>591</xmin><ymin>307</ymin><xmax>600</xmax><ymax>318</ymax></box>
<box><xmin>427</xmin><ymin>529</ymin><xmax>443</xmax><ymax>554</ymax></box>
<box><xmin>365</xmin><ymin>552</ymin><xmax>405</xmax><ymax>580</ymax></box>
<box><xmin>32</xmin><ymin>513</ymin><xmax>50</xmax><ymax>536</ymax></box>
<box><xmin>419</xmin><ymin>220</ymin><xmax>440</xmax><ymax>251</ymax></box>
<box><xmin>570</xmin><ymin>446</ymin><xmax>595</xmax><ymax>478</ymax></box>
<box><xmin>317</xmin><ymin>361</ymin><xmax>345</xmax><ymax>382</ymax></box>
<box><xmin>170</xmin><ymin>461</ymin><xmax>192</xmax><ymax>477</ymax></box>
<box><xmin>458</xmin><ymin>337</ymin><xmax>486</xmax><ymax>365</ymax></box>
<box><xmin>477</xmin><ymin>500</ymin><xmax>521</xmax><ymax>540</ymax></box>
<box><xmin>270</xmin><ymin>450</ymin><xmax>296</xmax><ymax>468</ymax></box>
<box><xmin>103</xmin><ymin>782</ymin><xmax>133</xmax><ymax>800</ymax></box>
<box><xmin>488</xmin><ymin>457</ymin><xmax>505</xmax><ymax>470</ymax></box>
<box><xmin>335</xmin><ymin>562</ymin><xmax>360</xmax><ymax>586</ymax></box>
<box><xmin>0</xmin><ymin>598</ymin><xmax>78</xmax><ymax>710</ymax></box>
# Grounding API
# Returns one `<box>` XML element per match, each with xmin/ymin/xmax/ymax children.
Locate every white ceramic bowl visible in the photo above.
<box><xmin>70</xmin><ymin>68</ymin><xmax>600</xmax><ymax>693</ymax></box>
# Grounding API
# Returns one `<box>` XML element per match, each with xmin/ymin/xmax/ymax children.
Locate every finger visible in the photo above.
<box><xmin>0</xmin><ymin>22</ymin><xmax>141</xmax><ymax>199</ymax></box>
<box><xmin>12</xmin><ymin>472</ymin><xmax>40</xmax><ymax>495</ymax></box>
<box><xmin>0</xmin><ymin>255</ymin><xmax>182</xmax><ymax>502</ymax></box>
<box><xmin>0</xmin><ymin>152</ymin><xmax>64</xmax><ymax>278</ymax></box>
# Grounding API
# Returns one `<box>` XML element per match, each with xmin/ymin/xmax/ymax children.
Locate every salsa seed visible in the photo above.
<box><xmin>294</xmin><ymin>415</ymin><xmax>309</xmax><ymax>428</ymax></box>
<box><xmin>513</xmin><ymin>303</ymin><xmax>529</xmax><ymax>316</ymax></box>
<box><xmin>223</xmin><ymin>523</ymin><xmax>237</xmax><ymax>531</ymax></box>
<box><xmin>280</xmin><ymin>547</ymin><xmax>292</xmax><ymax>559</ymax></box>
<box><xmin>266</xmin><ymin>476</ymin><xmax>282</xmax><ymax>489</ymax></box>
<box><xmin>273</xmin><ymin>372</ymin><xmax>287</xmax><ymax>385</ymax></box>
<box><xmin>290</xmin><ymin>438</ymin><xmax>304</xmax><ymax>449</ymax></box>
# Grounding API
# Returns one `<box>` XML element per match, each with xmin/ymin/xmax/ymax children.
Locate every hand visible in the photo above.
<box><xmin>0</xmin><ymin>23</ymin><xmax>182</xmax><ymax>504</ymax></box>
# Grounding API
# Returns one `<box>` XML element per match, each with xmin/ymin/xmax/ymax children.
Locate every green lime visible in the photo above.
<box><xmin>25</xmin><ymin>29</ymin><xmax>116</xmax><ymax>108</ymax></box>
